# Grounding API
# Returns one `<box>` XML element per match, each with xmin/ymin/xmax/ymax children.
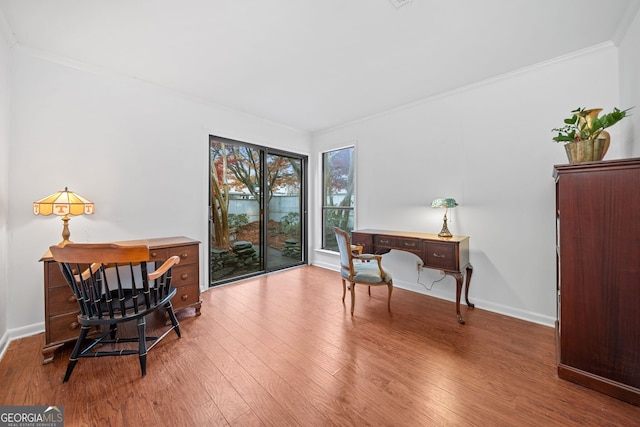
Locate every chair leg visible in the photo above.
<box><xmin>165</xmin><ymin>302</ymin><xmax>182</xmax><ymax>338</ymax></box>
<box><xmin>387</xmin><ymin>281</ymin><xmax>393</xmax><ymax>312</ymax></box>
<box><xmin>63</xmin><ymin>325</ymin><xmax>90</xmax><ymax>382</ymax></box>
<box><xmin>368</xmin><ymin>286</ymin><xmax>371</xmax><ymax>296</ymax></box>
<box><xmin>109</xmin><ymin>324</ymin><xmax>118</xmax><ymax>340</ymax></box>
<box><xmin>341</xmin><ymin>279</ymin><xmax>346</xmax><ymax>301</ymax></box>
<box><xmin>137</xmin><ymin>317</ymin><xmax>147</xmax><ymax>377</ymax></box>
<box><xmin>350</xmin><ymin>282</ymin><xmax>356</xmax><ymax>315</ymax></box>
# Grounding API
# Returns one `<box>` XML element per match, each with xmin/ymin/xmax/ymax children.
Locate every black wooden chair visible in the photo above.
<box><xmin>49</xmin><ymin>243</ymin><xmax>182</xmax><ymax>382</ymax></box>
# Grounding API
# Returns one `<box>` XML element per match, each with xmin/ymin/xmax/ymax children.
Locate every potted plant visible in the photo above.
<box><xmin>552</xmin><ymin>107</ymin><xmax>631</xmax><ymax>163</ymax></box>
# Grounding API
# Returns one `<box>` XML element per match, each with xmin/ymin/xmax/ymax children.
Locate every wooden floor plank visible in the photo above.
<box><xmin>1</xmin><ymin>265</ymin><xmax>639</xmax><ymax>426</ymax></box>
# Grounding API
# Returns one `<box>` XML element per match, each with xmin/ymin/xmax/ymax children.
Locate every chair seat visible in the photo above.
<box><xmin>341</xmin><ymin>262</ymin><xmax>393</xmax><ymax>284</ymax></box>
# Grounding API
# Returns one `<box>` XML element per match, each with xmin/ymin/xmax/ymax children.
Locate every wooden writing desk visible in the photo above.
<box><xmin>351</xmin><ymin>229</ymin><xmax>473</xmax><ymax>324</ymax></box>
<box><xmin>39</xmin><ymin>236</ymin><xmax>201</xmax><ymax>364</ymax></box>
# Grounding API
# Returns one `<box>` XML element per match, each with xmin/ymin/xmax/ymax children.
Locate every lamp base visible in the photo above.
<box><xmin>438</xmin><ymin>216</ymin><xmax>453</xmax><ymax>238</ymax></box>
<box><xmin>58</xmin><ymin>215</ymin><xmax>73</xmax><ymax>247</ymax></box>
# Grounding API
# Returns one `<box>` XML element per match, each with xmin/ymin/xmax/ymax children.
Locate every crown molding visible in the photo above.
<box><xmin>612</xmin><ymin>0</ymin><xmax>640</xmax><ymax>46</ymax></box>
<box><xmin>313</xmin><ymin>42</ymin><xmax>616</xmax><ymax>136</ymax></box>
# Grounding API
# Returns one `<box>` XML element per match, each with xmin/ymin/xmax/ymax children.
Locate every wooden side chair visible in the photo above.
<box><xmin>49</xmin><ymin>243</ymin><xmax>182</xmax><ymax>382</ymax></box>
<box><xmin>333</xmin><ymin>227</ymin><xmax>393</xmax><ymax>315</ymax></box>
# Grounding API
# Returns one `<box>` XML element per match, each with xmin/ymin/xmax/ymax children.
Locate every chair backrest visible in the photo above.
<box><xmin>333</xmin><ymin>227</ymin><xmax>354</xmax><ymax>277</ymax></box>
<box><xmin>49</xmin><ymin>243</ymin><xmax>176</xmax><ymax>320</ymax></box>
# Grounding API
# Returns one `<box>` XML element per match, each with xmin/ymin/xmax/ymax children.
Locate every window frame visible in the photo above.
<box><xmin>321</xmin><ymin>145</ymin><xmax>355</xmax><ymax>251</ymax></box>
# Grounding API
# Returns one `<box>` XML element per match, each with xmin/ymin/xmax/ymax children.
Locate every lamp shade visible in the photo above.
<box><xmin>34</xmin><ymin>187</ymin><xmax>94</xmax><ymax>217</ymax></box>
<box><xmin>431</xmin><ymin>198</ymin><xmax>458</xmax><ymax>209</ymax></box>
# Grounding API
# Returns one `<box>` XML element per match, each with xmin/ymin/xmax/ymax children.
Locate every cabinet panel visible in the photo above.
<box><xmin>554</xmin><ymin>158</ymin><xmax>640</xmax><ymax>406</ymax></box>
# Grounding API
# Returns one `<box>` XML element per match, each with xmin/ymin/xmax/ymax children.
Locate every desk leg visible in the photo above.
<box><xmin>452</xmin><ymin>272</ymin><xmax>465</xmax><ymax>324</ymax></box>
<box><xmin>465</xmin><ymin>264</ymin><xmax>475</xmax><ymax>308</ymax></box>
<box><xmin>452</xmin><ymin>265</ymin><xmax>475</xmax><ymax>325</ymax></box>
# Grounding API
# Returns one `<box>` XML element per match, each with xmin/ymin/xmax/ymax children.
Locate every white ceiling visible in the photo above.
<box><xmin>1</xmin><ymin>0</ymin><xmax>639</xmax><ymax>133</ymax></box>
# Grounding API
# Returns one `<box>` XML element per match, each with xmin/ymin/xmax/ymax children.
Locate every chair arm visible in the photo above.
<box><xmin>75</xmin><ymin>263</ymin><xmax>102</xmax><ymax>281</ymax></box>
<box><xmin>148</xmin><ymin>255</ymin><xmax>181</xmax><ymax>281</ymax></box>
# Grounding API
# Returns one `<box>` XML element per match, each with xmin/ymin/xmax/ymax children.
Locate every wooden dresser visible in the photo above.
<box><xmin>40</xmin><ymin>236</ymin><xmax>201</xmax><ymax>364</ymax></box>
<box><xmin>554</xmin><ymin>158</ymin><xmax>640</xmax><ymax>406</ymax></box>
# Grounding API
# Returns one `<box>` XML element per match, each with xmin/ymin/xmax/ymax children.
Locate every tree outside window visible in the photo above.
<box><xmin>322</xmin><ymin>146</ymin><xmax>354</xmax><ymax>250</ymax></box>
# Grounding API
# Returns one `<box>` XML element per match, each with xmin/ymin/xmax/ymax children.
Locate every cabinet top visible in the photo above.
<box><xmin>40</xmin><ymin>236</ymin><xmax>200</xmax><ymax>261</ymax></box>
<box><xmin>553</xmin><ymin>157</ymin><xmax>640</xmax><ymax>179</ymax></box>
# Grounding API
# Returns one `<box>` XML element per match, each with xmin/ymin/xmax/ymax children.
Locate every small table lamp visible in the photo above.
<box><xmin>34</xmin><ymin>187</ymin><xmax>94</xmax><ymax>247</ymax></box>
<box><xmin>431</xmin><ymin>198</ymin><xmax>458</xmax><ymax>238</ymax></box>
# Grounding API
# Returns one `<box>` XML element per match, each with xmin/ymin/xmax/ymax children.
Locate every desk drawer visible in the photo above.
<box><xmin>424</xmin><ymin>242</ymin><xmax>457</xmax><ymax>271</ymax></box>
<box><xmin>48</xmin><ymin>312</ymin><xmax>81</xmax><ymax>343</ymax></box>
<box><xmin>374</xmin><ymin>235</ymin><xmax>396</xmax><ymax>247</ymax></box>
<box><xmin>173</xmin><ymin>284</ymin><xmax>200</xmax><ymax>311</ymax></box>
<box><xmin>396</xmin><ymin>238</ymin><xmax>422</xmax><ymax>255</ymax></box>
<box><xmin>351</xmin><ymin>233</ymin><xmax>373</xmax><ymax>254</ymax></box>
<box><xmin>45</xmin><ymin>261</ymin><xmax>69</xmax><ymax>289</ymax></box>
<box><xmin>172</xmin><ymin>264</ymin><xmax>198</xmax><ymax>287</ymax></box>
<box><xmin>150</xmin><ymin>244</ymin><xmax>198</xmax><ymax>265</ymax></box>
<box><xmin>48</xmin><ymin>286</ymin><xmax>78</xmax><ymax>316</ymax></box>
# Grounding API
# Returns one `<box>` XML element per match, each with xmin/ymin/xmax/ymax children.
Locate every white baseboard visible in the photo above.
<box><xmin>311</xmin><ymin>262</ymin><xmax>555</xmax><ymax>328</ymax></box>
<box><xmin>0</xmin><ymin>322</ymin><xmax>45</xmax><ymax>362</ymax></box>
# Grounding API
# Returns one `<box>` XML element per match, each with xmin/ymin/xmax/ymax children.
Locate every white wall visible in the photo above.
<box><xmin>0</xmin><ymin>27</ymin><xmax>10</xmax><ymax>355</ymax></box>
<box><xmin>6</xmin><ymin>48</ymin><xmax>310</xmax><ymax>337</ymax></box>
<box><xmin>311</xmin><ymin>44</ymin><xmax>636</xmax><ymax>326</ymax></box>
<box><xmin>619</xmin><ymin>8</ymin><xmax>640</xmax><ymax>157</ymax></box>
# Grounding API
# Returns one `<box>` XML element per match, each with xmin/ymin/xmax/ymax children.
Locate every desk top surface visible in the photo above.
<box><xmin>40</xmin><ymin>236</ymin><xmax>200</xmax><ymax>261</ymax></box>
<box><xmin>352</xmin><ymin>229</ymin><xmax>469</xmax><ymax>243</ymax></box>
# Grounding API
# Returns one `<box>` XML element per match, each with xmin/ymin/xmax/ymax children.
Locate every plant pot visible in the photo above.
<box><xmin>564</xmin><ymin>133</ymin><xmax>610</xmax><ymax>164</ymax></box>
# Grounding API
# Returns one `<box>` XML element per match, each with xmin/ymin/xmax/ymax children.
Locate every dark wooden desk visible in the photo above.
<box><xmin>351</xmin><ymin>229</ymin><xmax>473</xmax><ymax>324</ymax></box>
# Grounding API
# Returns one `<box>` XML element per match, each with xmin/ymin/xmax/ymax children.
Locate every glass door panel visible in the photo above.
<box><xmin>209</xmin><ymin>137</ymin><xmax>264</xmax><ymax>283</ymax></box>
<box><xmin>266</xmin><ymin>153</ymin><xmax>304</xmax><ymax>271</ymax></box>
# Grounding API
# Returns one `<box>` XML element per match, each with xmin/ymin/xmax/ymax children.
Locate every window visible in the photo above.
<box><xmin>322</xmin><ymin>146</ymin><xmax>355</xmax><ymax>251</ymax></box>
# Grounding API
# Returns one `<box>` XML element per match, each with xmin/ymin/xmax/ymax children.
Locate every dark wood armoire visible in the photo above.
<box><xmin>554</xmin><ymin>158</ymin><xmax>640</xmax><ymax>406</ymax></box>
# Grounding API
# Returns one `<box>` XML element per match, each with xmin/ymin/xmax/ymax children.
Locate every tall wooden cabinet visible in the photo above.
<box><xmin>554</xmin><ymin>158</ymin><xmax>640</xmax><ymax>406</ymax></box>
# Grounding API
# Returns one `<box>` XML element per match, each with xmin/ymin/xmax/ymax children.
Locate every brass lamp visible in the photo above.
<box><xmin>34</xmin><ymin>187</ymin><xmax>94</xmax><ymax>247</ymax></box>
<box><xmin>431</xmin><ymin>198</ymin><xmax>458</xmax><ymax>238</ymax></box>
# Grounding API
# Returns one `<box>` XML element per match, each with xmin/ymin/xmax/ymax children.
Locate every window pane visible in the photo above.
<box><xmin>323</xmin><ymin>147</ymin><xmax>354</xmax><ymax>207</ymax></box>
<box><xmin>323</xmin><ymin>208</ymin><xmax>354</xmax><ymax>251</ymax></box>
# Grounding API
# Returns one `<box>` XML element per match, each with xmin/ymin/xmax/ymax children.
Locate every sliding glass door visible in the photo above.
<box><xmin>209</xmin><ymin>136</ymin><xmax>307</xmax><ymax>286</ymax></box>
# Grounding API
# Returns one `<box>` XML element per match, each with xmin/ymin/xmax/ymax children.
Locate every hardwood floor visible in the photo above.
<box><xmin>1</xmin><ymin>265</ymin><xmax>639</xmax><ymax>426</ymax></box>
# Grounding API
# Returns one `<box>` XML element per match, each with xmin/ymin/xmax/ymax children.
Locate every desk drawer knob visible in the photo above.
<box><xmin>67</xmin><ymin>295</ymin><xmax>76</xmax><ymax>304</ymax></box>
<box><xmin>69</xmin><ymin>321</ymin><xmax>79</xmax><ymax>330</ymax></box>
<box><xmin>180</xmin><ymin>252</ymin><xmax>189</xmax><ymax>259</ymax></box>
<box><xmin>380</xmin><ymin>239</ymin><xmax>391</xmax><ymax>244</ymax></box>
<box><xmin>404</xmin><ymin>242</ymin><xmax>416</xmax><ymax>248</ymax></box>
<box><xmin>180</xmin><ymin>273</ymin><xmax>189</xmax><ymax>280</ymax></box>
<box><xmin>181</xmin><ymin>294</ymin><xmax>188</xmax><ymax>301</ymax></box>
<box><xmin>433</xmin><ymin>253</ymin><xmax>446</xmax><ymax>258</ymax></box>
<box><xmin>150</xmin><ymin>251</ymin><xmax>158</xmax><ymax>258</ymax></box>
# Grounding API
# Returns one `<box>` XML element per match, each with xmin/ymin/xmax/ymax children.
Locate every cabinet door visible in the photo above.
<box><xmin>557</xmin><ymin>162</ymin><xmax>640</xmax><ymax>392</ymax></box>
